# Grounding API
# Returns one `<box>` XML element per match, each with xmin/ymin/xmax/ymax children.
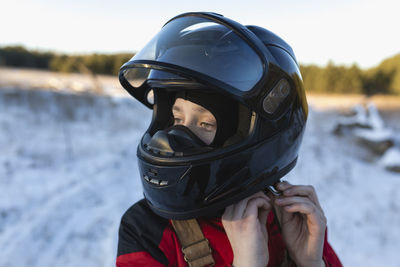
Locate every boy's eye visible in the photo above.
<box><xmin>174</xmin><ymin>118</ymin><xmax>183</xmax><ymax>124</ymax></box>
<box><xmin>200</xmin><ymin>122</ymin><xmax>215</xmax><ymax>131</ymax></box>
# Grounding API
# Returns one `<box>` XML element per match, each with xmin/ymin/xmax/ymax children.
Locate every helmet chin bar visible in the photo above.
<box><xmin>144</xmin><ymin>159</ymin><xmax>297</xmax><ymax>220</ymax></box>
<box><xmin>143</xmin><ymin>125</ymin><xmax>212</xmax><ymax>157</ymax></box>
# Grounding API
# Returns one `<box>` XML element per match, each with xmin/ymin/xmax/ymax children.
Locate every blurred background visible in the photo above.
<box><xmin>1</xmin><ymin>0</ymin><xmax>400</xmax><ymax>266</ymax></box>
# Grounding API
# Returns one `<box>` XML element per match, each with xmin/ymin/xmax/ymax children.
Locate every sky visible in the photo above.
<box><xmin>1</xmin><ymin>0</ymin><xmax>400</xmax><ymax>68</ymax></box>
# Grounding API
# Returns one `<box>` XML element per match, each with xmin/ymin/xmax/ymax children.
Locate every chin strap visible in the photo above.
<box><xmin>171</xmin><ymin>219</ymin><xmax>215</xmax><ymax>267</ymax></box>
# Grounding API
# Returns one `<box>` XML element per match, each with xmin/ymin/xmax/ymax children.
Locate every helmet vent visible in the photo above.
<box><xmin>262</xmin><ymin>78</ymin><xmax>291</xmax><ymax>114</ymax></box>
<box><xmin>143</xmin><ymin>173</ymin><xmax>169</xmax><ymax>186</ymax></box>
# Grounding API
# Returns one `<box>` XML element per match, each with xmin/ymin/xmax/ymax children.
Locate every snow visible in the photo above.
<box><xmin>354</xmin><ymin>127</ymin><xmax>393</xmax><ymax>142</ymax></box>
<box><xmin>352</xmin><ymin>102</ymin><xmax>393</xmax><ymax>143</ymax></box>
<box><xmin>1</xmin><ymin>87</ymin><xmax>400</xmax><ymax>267</ymax></box>
<box><xmin>0</xmin><ymin>67</ymin><xmax>129</xmax><ymax>97</ymax></box>
<box><xmin>352</xmin><ymin>104</ymin><xmax>369</xmax><ymax>125</ymax></box>
<box><xmin>286</xmin><ymin>108</ymin><xmax>400</xmax><ymax>266</ymax></box>
<box><xmin>379</xmin><ymin>148</ymin><xmax>400</xmax><ymax>172</ymax></box>
<box><xmin>0</xmin><ymin>88</ymin><xmax>149</xmax><ymax>267</ymax></box>
<box><xmin>366</xmin><ymin>102</ymin><xmax>386</xmax><ymax>129</ymax></box>
<box><xmin>334</xmin><ymin>102</ymin><xmax>388</xmax><ymax>131</ymax></box>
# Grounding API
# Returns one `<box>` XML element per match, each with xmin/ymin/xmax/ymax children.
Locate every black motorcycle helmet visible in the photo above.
<box><xmin>119</xmin><ymin>12</ymin><xmax>308</xmax><ymax>219</ymax></box>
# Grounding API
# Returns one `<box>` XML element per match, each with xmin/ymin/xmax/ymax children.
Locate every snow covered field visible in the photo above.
<box><xmin>1</xmin><ymin>79</ymin><xmax>400</xmax><ymax>266</ymax></box>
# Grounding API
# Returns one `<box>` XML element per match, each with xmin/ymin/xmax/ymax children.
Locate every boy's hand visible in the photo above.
<box><xmin>273</xmin><ymin>181</ymin><xmax>327</xmax><ymax>267</ymax></box>
<box><xmin>222</xmin><ymin>192</ymin><xmax>271</xmax><ymax>267</ymax></box>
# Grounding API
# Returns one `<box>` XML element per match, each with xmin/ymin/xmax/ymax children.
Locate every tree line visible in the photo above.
<box><xmin>0</xmin><ymin>45</ymin><xmax>131</xmax><ymax>76</ymax></box>
<box><xmin>300</xmin><ymin>55</ymin><xmax>400</xmax><ymax>95</ymax></box>
<box><xmin>1</xmin><ymin>45</ymin><xmax>399</xmax><ymax>95</ymax></box>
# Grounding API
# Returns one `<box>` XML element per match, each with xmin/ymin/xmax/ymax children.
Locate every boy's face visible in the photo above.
<box><xmin>172</xmin><ymin>98</ymin><xmax>217</xmax><ymax>145</ymax></box>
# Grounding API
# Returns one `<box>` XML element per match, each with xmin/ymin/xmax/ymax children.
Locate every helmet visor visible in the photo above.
<box><xmin>121</xmin><ymin>15</ymin><xmax>264</xmax><ymax>93</ymax></box>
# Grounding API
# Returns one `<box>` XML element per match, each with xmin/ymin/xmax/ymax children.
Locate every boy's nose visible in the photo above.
<box><xmin>181</xmin><ymin>121</ymin><xmax>202</xmax><ymax>138</ymax></box>
<box><xmin>182</xmin><ymin>119</ymin><xmax>196</xmax><ymax>129</ymax></box>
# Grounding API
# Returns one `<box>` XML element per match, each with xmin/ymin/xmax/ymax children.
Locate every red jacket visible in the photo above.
<box><xmin>117</xmin><ymin>199</ymin><xmax>342</xmax><ymax>267</ymax></box>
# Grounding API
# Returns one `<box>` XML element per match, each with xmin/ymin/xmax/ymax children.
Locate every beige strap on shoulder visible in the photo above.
<box><xmin>171</xmin><ymin>219</ymin><xmax>215</xmax><ymax>267</ymax></box>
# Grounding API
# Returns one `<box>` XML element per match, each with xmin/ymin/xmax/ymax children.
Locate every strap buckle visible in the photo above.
<box><xmin>182</xmin><ymin>238</ymin><xmax>214</xmax><ymax>266</ymax></box>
